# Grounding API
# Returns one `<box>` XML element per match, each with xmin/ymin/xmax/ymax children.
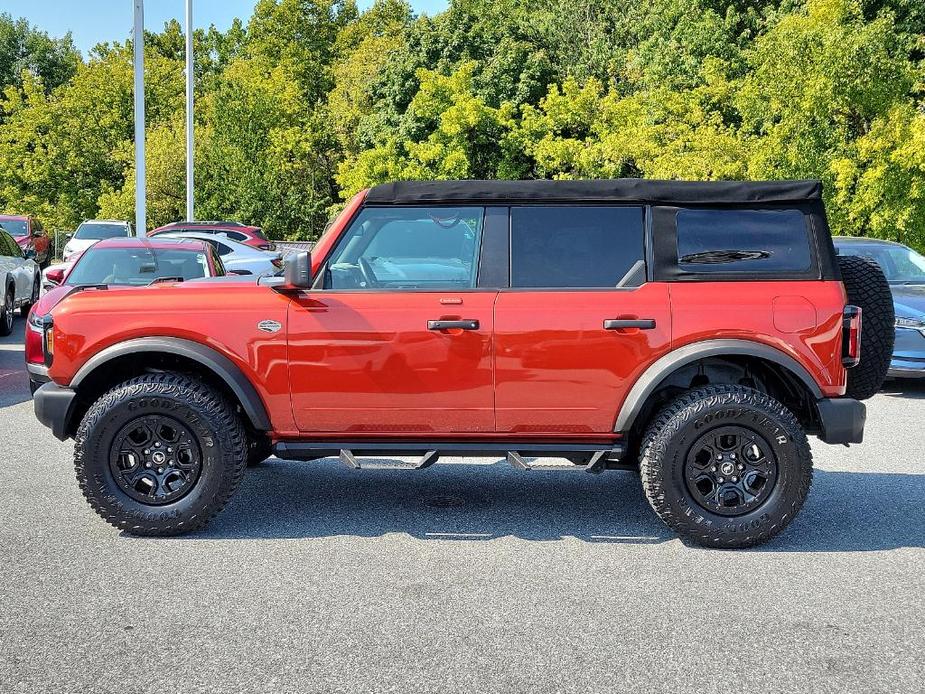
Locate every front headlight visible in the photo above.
<box><xmin>895</xmin><ymin>316</ymin><xmax>925</xmax><ymax>330</ymax></box>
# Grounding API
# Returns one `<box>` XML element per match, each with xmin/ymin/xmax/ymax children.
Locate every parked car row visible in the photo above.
<box><xmin>1</xmin><ymin>214</ymin><xmax>283</xmax><ymax>335</ymax></box>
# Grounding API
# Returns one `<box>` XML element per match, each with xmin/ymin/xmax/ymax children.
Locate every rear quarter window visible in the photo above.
<box><xmin>676</xmin><ymin>209</ymin><xmax>813</xmax><ymax>274</ymax></box>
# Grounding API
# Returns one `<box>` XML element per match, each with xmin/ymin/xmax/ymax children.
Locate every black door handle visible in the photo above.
<box><xmin>604</xmin><ymin>319</ymin><xmax>656</xmax><ymax>330</ymax></box>
<box><xmin>428</xmin><ymin>319</ymin><xmax>480</xmax><ymax>331</ymax></box>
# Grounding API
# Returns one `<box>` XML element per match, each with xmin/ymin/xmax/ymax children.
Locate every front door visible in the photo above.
<box><xmin>493</xmin><ymin>205</ymin><xmax>672</xmax><ymax>434</ymax></box>
<box><xmin>288</xmin><ymin>205</ymin><xmax>497</xmax><ymax>434</ymax></box>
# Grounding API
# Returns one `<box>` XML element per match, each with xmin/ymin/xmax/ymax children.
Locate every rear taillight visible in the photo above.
<box><xmin>25</xmin><ymin>311</ymin><xmax>54</xmax><ymax>367</ymax></box>
<box><xmin>842</xmin><ymin>305</ymin><xmax>862</xmax><ymax>368</ymax></box>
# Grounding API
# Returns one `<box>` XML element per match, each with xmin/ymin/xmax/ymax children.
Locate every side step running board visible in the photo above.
<box><xmin>274</xmin><ymin>441</ymin><xmax>627</xmax><ymax>472</ymax></box>
<box><xmin>338</xmin><ymin>448</ymin><xmax>440</xmax><ymax>471</ymax></box>
<box><xmin>507</xmin><ymin>450</ymin><xmax>608</xmax><ymax>474</ymax></box>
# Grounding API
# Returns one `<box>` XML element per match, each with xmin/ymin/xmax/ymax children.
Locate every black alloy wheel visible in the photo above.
<box><xmin>110</xmin><ymin>415</ymin><xmax>203</xmax><ymax>505</ymax></box>
<box><xmin>684</xmin><ymin>426</ymin><xmax>778</xmax><ymax>517</ymax></box>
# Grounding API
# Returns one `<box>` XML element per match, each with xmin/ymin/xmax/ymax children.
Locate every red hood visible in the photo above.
<box><xmin>32</xmin><ymin>285</ymin><xmax>72</xmax><ymax>315</ymax></box>
<box><xmin>14</xmin><ymin>236</ymin><xmax>30</xmax><ymax>248</ymax></box>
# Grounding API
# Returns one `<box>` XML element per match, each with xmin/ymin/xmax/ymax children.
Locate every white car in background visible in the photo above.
<box><xmin>62</xmin><ymin>220</ymin><xmax>133</xmax><ymax>261</ymax></box>
<box><xmin>158</xmin><ymin>231</ymin><xmax>283</xmax><ymax>277</ymax></box>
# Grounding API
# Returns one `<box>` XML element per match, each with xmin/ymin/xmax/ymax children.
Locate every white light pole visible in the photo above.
<box><xmin>132</xmin><ymin>0</ymin><xmax>146</xmax><ymax>236</ymax></box>
<box><xmin>185</xmin><ymin>0</ymin><xmax>194</xmax><ymax>222</ymax></box>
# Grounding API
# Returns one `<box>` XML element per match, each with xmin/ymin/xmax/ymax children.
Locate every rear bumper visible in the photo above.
<box><xmin>33</xmin><ymin>382</ymin><xmax>77</xmax><ymax>441</ymax></box>
<box><xmin>816</xmin><ymin>397</ymin><xmax>866</xmax><ymax>445</ymax></box>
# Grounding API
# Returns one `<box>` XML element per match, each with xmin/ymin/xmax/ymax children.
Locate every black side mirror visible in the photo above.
<box><xmin>284</xmin><ymin>252</ymin><xmax>312</xmax><ymax>289</ymax></box>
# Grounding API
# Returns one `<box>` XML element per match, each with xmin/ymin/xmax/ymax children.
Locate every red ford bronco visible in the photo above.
<box><xmin>27</xmin><ymin>180</ymin><xmax>894</xmax><ymax>547</ymax></box>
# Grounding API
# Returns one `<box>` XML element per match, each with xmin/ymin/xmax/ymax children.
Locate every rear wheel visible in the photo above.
<box><xmin>838</xmin><ymin>255</ymin><xmax>894</xmax><ymax>399</ymax></box>
<box><xmin>74</xmin><ymin>372</ymin><xmax>248</xmax><ymax>536</ymax></box>
<box><xmin>640</xmin><ymin>385</ymin><xmax>812</xmax><ymax>548</ymax></box>
<box><xmin>0</xmin><ymin>286</ymin><xmax>13</xmax><ymax>336</ymax></box>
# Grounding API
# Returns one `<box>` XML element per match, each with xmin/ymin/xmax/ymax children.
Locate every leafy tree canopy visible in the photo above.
<box><xmin>0</xmin><ymin>0</ymin><xmax>922</xmax><ymax>249</ymax></box>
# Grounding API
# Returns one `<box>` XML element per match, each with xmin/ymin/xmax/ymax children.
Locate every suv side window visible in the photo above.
<box><xmin>510</xmin><ymin>206</ymin><xmax>645</xmax><ymax>288</ymax></box>
<box><xmin>324</xmin><ymin>206</ymin><xmax>484</xmax><ymax>290</ymax></box>
<box><xmin>676</xmin><ymin>209</ymin><xmax>812</xmax><ymax>274</ymax></box>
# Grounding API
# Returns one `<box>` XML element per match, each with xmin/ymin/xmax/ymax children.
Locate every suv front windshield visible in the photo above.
<box><xmin>840</xmin><ymin>244</ymin><xmax>925</xmax><ymax>284</ymax></box>
<box><xmin>74</xmin><ymin>223</ymin><xmax>129</xmax><ymax>240</ymax></box>
<box><xmin>0</xmin><ymin>220</ymin><xmax>28</xmax><ymax>237</ymax></box>
<box><xmin>66</xmin><ymin>247</ymin><xmax>209</xmax><ymax>286</ymax></box>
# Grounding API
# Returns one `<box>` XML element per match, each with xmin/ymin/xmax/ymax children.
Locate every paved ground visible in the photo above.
<box><xmin>1</xmin><ymin>320</ymin><xmax>922</xmax><ymax>693</ymax></box>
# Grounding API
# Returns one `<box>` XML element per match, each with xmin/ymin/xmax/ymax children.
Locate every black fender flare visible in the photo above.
<box><xmin>614</xmin><ymin>339</ymin><xmax>824</xmax><ymax>433</ymax></box>
<box><xmin>70</xmin><ymin>337</ymin><xmax>272</xmax><ymax>431</ymax></box>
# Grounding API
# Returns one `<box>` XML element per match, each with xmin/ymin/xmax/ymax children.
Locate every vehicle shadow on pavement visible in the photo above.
<box><xmin>0</xmin><ymin>323</ymin><xmax>31</xmax><ymax>409</ymax></box>
<box><xmin>193</xmin><ymin>459</ymin><xmax>925</xmax><ymax>552</ymax></box>
<box><xmin>879</xmin><ymin>379</ymin><xmax>925</xmax><ymax>399</ymax></box>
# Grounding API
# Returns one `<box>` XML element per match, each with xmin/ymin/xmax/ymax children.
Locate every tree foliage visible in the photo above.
<box><xmin>0</xmin><ymin>0</ymin><xmax>923</xmax><ymax>248</ymax></box>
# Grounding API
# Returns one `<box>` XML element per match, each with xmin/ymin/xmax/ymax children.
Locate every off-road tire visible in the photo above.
<box><xmin>0</xmin><ymin>286</ymin><xmax>13</xmax><ymax>336</ymax></box>
<box><xmin>74</xmin><ymin>372</ymin><xmax>248</xmax><ymax>536</ymax></box>
<box><xmin>640</xmin><ymin>385</ymin><xmax>812</xmax><ymax>548</ymax></box>
<box><xmin>837</xmin><ymin>255</ymin><xmax>894</xmax><ymax>399</ymax></box>
<box><xmin>19</xmin><ymin>274</ymin><xmax>39</xmax><ymax>317</ymax></box>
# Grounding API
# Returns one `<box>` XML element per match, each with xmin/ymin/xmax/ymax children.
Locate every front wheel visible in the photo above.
<box><xmin>74</xmin><ymin>373</ymin><xmax>248</xmax><ymax>536</ymax></box>
<box><xmin>639</xmin><ymin>385</ymin><xmax>812</xmax><ymax>548</ymax></box>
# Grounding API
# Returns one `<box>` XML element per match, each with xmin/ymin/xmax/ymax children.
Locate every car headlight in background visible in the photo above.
<box><xmin>895</xmin><ymin>316</ymin><xmax>925</xmax><ymax>330</ymax></box>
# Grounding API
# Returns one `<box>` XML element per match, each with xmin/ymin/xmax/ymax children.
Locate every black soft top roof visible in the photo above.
<box><xmin>366</xmin><ymin>179</ymin><xmax>822</xmax><ymax>205</ymax></box>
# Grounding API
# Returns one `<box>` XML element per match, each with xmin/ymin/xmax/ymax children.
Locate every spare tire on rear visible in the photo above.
<box><xmin>837</xmin><ymin>255</ymin><xmax>894</xmax><ymax>400</ymax></box>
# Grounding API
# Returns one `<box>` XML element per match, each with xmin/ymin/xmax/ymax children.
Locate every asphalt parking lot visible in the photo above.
<box><xmin>1</xmin><ymin>321</ymin><xmax>923</xmax><ymax>694</ymax></box>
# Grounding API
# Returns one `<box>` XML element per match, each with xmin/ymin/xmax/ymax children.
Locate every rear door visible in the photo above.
<box><xmin>493</xmin><ymin>205</ymin><xmax>671</xmax><ymax>434</ymax></box>
<box><xmin>288</xmin><ymin>205</ymin><xmax>502</xmax><ymax>434</ymax></box>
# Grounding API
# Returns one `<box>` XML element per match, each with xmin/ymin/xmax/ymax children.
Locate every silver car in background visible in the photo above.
<box><xmin>158</xmin><ymin>231</ymin><xmax>283</xmax><ymax>277</ymax></box>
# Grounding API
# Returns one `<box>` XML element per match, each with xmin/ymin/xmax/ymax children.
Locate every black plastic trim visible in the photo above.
<box><xmin>477</xmin><ymin>206</ymin><xmax>509</xmax><ymax>288</ymax></box>
<box><xmin>615</xmin><ymin>339</ymin><xmax>825</xmax><ymax>432</ymax></box>
<box><xmin>816</xmin><ymin>397</ymin><xmax>865</xmax><ymax>444</ymax></box>
<box><xmin>69</xmin><ymin>337</ymin><xmax>272</xmax><ymax>431</ymax></box>
<box><xmin>33</xmin><ymin>381</ymin><xmax>77</xmax><ymax>441</ymax></box>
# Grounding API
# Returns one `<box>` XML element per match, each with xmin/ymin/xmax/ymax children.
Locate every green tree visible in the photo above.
<box><xmin>0</xmin><ymin>13</ymin><xmax>81</xmax><ymax>94</ymax></box>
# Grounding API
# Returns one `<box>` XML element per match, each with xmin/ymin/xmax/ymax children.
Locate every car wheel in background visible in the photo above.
<box><xmin>74</xmin><ymin>372</ymin><xmax>248</xmax><ymax>536</ymax></box>
<box><xmin>837</xmin><ymin>255</ymin><xmax>895</xmax><ymax>400</ymax></box>
<box><xmin>0</xmin><ymin>286</ymin><xmax>13</xmax><ymax>336</ymax></box>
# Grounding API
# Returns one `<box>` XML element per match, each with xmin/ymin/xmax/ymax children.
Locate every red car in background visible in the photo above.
<box><xmin>149</xmin><ymin>220</ymin><xmax>275</xmax><ymax>251</ymax></box>
<box><xmin>0</xmin><ymin>214</ymin><xmax>51</xmax><ymax>267</ymax></box>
